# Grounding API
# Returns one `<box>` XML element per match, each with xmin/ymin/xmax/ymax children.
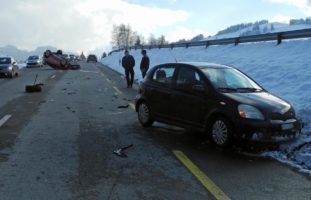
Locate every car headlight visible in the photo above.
<box><xmin>238</xmin><ymin>104</ymin><xmax>264</xmax><ymax>120</ymax></box>
<box><xmin>8</xmin><ymin>65</ymin><xmax>13</xmax><ymax>70</ymax></box>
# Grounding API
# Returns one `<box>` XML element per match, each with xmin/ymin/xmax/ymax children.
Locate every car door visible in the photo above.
<box><xmin>170</xmin><ymin>66</ymin><xmax>209</xmax><ymax>127</ymax></box>
<box><xmin>146</xmin><ymin>65</ymin><xmax>176</xmax><ymax>120</ymax></box>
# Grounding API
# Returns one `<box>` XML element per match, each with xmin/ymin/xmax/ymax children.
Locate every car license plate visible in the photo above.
<box><xmin>282</xmin><ymin>123</ymin><xmax>293</xmax><ymax>130</ymax></box>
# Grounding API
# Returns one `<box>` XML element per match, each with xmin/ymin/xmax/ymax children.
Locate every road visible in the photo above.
<box><xmin>0</xmin><ymin>62</ymin><xmax>310</xmax><ymax>200</ymax></box>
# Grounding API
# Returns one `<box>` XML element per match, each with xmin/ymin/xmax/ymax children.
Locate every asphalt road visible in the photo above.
<box><xmin>0</xmin><ymin>62</ymin><xmax>310</xmax><ymax>200</ymax></box>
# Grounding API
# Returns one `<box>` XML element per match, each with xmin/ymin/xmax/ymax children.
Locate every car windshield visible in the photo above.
<box><xmin>28</xmin><ymin>56</ymin><xmax>39</xmax><ymax>59</ymax></box>
<box><xmin>0</xmin><ymin>57</ymin><xmax>11</xmax><ymax>64</ymax></box>
<box><xmin>202</xmin><ymin>67</ymin><xmax>263</xmax><ymax>92</ymax></box>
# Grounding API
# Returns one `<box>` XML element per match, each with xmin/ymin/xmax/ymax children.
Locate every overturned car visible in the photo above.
<box><xmin>44</xmin><ymin>50</ymin><xmax>80</xmax><ymax>70</ymax></box>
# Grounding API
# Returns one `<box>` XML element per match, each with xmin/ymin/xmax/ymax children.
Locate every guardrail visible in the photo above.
<box><xmin>109</xmin><ymin>28</ymin><xmax>311</xmax><ymax>54</ymax></box>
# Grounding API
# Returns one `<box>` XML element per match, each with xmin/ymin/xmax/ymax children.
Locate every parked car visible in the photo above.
<box><xmin>0</xmin><ymin>56</ymin><xmax>19</xmax><ymax>78</ymax></box>
<box><xmin>135</xmin><ymin>62</ymin><xmax>303</xmax><ymax>147</ymax></box>
<box><xmin>87</xmin><ymin>54</ymin><xmax>97</xmax><ymax>62</ymax></box>
<box><xmin>26</xmin><ymin>55</ymin><xmax>43</xmax><ymax>68</ymax></box>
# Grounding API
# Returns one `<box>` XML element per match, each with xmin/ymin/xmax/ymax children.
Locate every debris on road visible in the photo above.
<box><xmin>118</xmin><ymin>104</ymin><xmax>129</xmax><ymax>109</ymax></box>
<box><xmin>25</xmin><ymin>74</ymin><xmax>44</xmax><ymax>93</ymax></box>
<box><xmin>113</xmin><ymin>144</ymin><xmax>133</xmax><ymax>157</ymax></box>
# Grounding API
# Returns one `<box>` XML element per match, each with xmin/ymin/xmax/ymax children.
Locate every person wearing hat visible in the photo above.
<box><xmin>140</xmin><ymin>49</ymin><xmax>150</xmax><ymax>79</ymax></box>
<box><xmin>121</xmin><ymin>50</ymin><xmax>135</xmax><ymax>88</ymax></box>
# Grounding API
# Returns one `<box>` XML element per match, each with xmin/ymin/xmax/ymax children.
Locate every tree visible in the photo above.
<box><xmin>190</xmin><ymin>34</ymin><xmax>204</xmax><ymax>42</ymax></box>
<box><xmin>148</xmin><ymin>34</ymin><xmax>157</xmax><ymax>45</ymax></box>
<box><xmin>111</xmin><ymin>24</ymin><xmax>134</xmax><ymax>50</ymax></box>
<box><xmin>102</xmin><ymin>52</ymin><xmax>107</xmax><ymax>58</ymax></box>
<box><xmin>157</xmin><ymin>35</ymin><xmax>167</xmax><ymax>45</ymax></box>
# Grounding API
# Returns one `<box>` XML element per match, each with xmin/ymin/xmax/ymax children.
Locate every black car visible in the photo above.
<box><xmin>87</xmin><ymin>54</ymin><xmax>97</xmax><ymax>62</ymax></box>
<box><xmin>135</xmin><ymin>62</ymin><xmax>303</xmax><ymax>146</ymax></box>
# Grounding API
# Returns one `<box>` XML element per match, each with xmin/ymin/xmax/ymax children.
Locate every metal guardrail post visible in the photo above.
<box><xmin>206</xmin><ymin>41</ymin><xmax>209</xmax><ymax>48</ymax></box>
<box><xmin>235</xmin><ymin>38</ymin><xmax>239</xmax><ymax>46</ymax></box>
<box><xmin>277</xmin><ymin>33</ymin><xmax>282</xmax><ymax>45</ymax></box>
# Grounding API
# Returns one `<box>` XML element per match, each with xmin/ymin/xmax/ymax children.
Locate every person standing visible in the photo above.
<box><xmin>140</xmin><ymin>49</ymin><xmax>150</xmax><ymax>79</ymax></box>
<box><xmin>122</xmin><ymin>50</ymin><xmax>135</xmax><ymax>88</ymax></box>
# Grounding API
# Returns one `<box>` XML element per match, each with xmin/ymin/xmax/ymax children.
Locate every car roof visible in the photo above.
<box><xmin>159</xmin><ymin>62</ymin><xmax>232</xmax><ymax>69</ymax></box>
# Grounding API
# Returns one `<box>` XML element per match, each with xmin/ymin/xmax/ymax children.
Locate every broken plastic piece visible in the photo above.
<box><xmin>113</xmin><ymin>144</ymin><xmax>133</xmax><ymax>157</ymax></box>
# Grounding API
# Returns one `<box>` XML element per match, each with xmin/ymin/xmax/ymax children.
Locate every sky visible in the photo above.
<box><xmin>1</xmin><ymin>0</ymin><xmax>311</xmax><ymax>54</ymax></box>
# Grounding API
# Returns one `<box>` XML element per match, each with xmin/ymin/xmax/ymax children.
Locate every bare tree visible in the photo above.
<box><xmin>157</xmin><ymin>35</ymin><xmax>167</xmax><ymax>45</ymax></box>
<box><xmin>148</xmin><ymin>34</ymin><xmax>157</xmax><ymax>45</ymax></box>
<box><xmin>111</xmin><ymin>24</ymin><xmax>134</xmax><ymax>50</ymax></box>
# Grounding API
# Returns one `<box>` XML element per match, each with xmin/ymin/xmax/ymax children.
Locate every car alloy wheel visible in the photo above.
<box><xmin>138</xmin><ymin>102</ymin><xmax>153</xmax><ymax>127</ymax></box>
<box><xmin>211</xmin><ymin>118</ymin><xmax>232</xmax><ymax>146</ymax></box>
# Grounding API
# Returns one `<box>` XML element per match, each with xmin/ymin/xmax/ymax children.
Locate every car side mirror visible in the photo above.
<box><xmin>13</xmin><ymin>61</ymin><xmax>17</xmax><ymax>65</ymax></box>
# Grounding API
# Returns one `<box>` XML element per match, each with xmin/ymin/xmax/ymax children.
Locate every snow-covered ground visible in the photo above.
<box><xmin>101</xmin><ymin>38</ymin><xmax>311</xmax><ymax>175</ymax></box>
<box><xmin>206</xmin><ymin>23</ymin><xmax>311</xmax><ymax>40</ymax></box>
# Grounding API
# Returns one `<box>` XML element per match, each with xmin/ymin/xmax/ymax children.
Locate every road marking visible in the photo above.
<box><xmin>106</xmin><ymin>78</ymin><xmax>112</xmax><ymax>83</ymax></box>
<box><xmin>173</xmin><ymin>150</ymin><xmax>231</xmax><ymax>200</ymax></box>
<box><xmin>50</xmin><ymin>75</ymin><xmax>56</xmax><ymax>79</ymax></box>
<box><xmin>113</xmin><ymin>86</ymin><xmax>122</xmax><ymax>95</ymax></box>
<box><xmin>80</xmin><ymin>70</ymin><xmax>99</xmax><ymax>74</ymax></box>
<box><xmin>0</xmin><ymin>115</ymin><xmax>12</xmax><ymax>127</ymax></box>
<box><xmin>129</xmin><ymin>103</ymin><xmax>135</xmax><ymax>110</ymax></box>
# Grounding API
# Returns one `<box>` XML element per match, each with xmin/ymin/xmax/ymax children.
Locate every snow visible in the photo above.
<box><xmin>101</xmin><ymin>38</ymin><xmax>311</xmax><ymax>175</ymax></box>
<box><xmin>206</xmin><ymin>23</ymin><xmax>311</xmax><ymax>40</ymax></box>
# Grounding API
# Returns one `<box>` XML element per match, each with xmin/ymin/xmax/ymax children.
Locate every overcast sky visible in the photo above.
<box><xmin>1</xmin><ymin>0</ymin><xmax>311</xmax><ymax>54</ymax></box>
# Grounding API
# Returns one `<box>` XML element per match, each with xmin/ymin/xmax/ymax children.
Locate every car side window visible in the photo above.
<box><xmin>177</xmin><ymin>67</ymin><xmax>203</xmax><ymax>86</ymax></box>
<box><xmin>152</xmin><ymin>66</ymin><xmax>175</xmax><ymax>84</ymax></box>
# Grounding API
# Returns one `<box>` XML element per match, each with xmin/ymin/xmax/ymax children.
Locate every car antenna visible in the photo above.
<box><xmin>169</xmin><ymin>49</ymin><xmax>178</xmax><ymax>63</ymax></box>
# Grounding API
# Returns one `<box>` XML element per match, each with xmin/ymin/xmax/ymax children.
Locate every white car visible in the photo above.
<box><xmin>26</xmin><ymin>55</ymin><xmax>43</xmax><ymax>68</ymax></box>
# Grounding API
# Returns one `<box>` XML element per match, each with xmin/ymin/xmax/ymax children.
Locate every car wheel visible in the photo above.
<box><xmin>137</xmin><ymin>102</ymin><xmax>154</xmax><ymax>127</ymax></box>
<box><xmin>9</xmin><ymin>71</ymin><xmax>14</xmax><ymax>78</ymax></box>
<box><xmin>211</xmin><ymin>117</ymin><xmax>233</xmax><ymax>147</ymax></box>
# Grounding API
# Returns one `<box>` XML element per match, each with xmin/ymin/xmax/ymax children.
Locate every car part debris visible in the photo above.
<box><xmin>113</xmin><ymin>144</ymin><xmax>133</xmax><ymax>157</ymax></box>
<box><xmin>44</xmin><ymin>50</ymin><xmax>80</xmax><ymax>70</ymax></box>
<box><xmin>118</xmin><ymin>104</ymin><xmax>129</xmax><ymax>109</ymax></box>
<box><xmin>25</xmin><ymin>74</ymin><xmax>43</xmax><ymax>93</ymax></box>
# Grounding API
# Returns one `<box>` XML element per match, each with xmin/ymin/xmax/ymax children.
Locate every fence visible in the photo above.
<box><xmin>109</xmin><ymin>28</ymin><xmax>311</xmax><ymax>55</ymax></box>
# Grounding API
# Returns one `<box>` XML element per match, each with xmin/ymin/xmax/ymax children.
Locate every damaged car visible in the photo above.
<box><xmin>135</xmin><ymin>62</ymin><xmax>303</xmax><ymax>147</ymax></box>
<box><xmin>43</xmin><ymin>50</ymin><xmax>80</xmax><ymax>70</ymax></box>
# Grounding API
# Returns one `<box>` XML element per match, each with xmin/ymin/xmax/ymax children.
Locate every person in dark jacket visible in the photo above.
<box><xmin>140</xmin><ymin>49</ymin><xmax>150</xmax><ymax>79</ymax></box>
<box><xmin>122</xmin><ymin>50</ymin><xmax>135</xmax><ymax>88</ymax></box>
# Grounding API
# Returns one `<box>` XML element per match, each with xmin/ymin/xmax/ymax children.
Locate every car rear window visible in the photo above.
<box><xmin>0</xmin><ymin>57</ymin><xmax>11</xmax><ymax>64</ymax></box>
<box><xmin>29</xmin><ymin>56</ymin><xmax>39</xmax><ymax>59</ymax></box>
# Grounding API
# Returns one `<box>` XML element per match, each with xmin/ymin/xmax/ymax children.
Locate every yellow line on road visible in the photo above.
<box><xmin>113</xmin><ymin>86</ymin><xmax>122</xmax><ymax>95</ymax></box>
<box><xmin>129</xmin><ymin>103</ymin><xmax>135</xmax><ymax>110</ymax></box>
<box><xmin>0</xmin><ymin>115</ymin><xmax>12</xmax><ymax>127</ymax></box>
<box><xmin>173</xmin><ymin>150</ymin><xmax>231</xmax><ymax>200</ymax></box>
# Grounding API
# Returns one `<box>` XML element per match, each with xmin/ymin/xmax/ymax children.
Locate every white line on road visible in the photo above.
<box><xmin>0</xmin><ymin>115</ymin><xmax>12</xmax><ymax>127</ymax></box>
<box><xmin>50</xmin><ymin>75</ymin><xmax>56</xmax><ymax>79</ymax></box>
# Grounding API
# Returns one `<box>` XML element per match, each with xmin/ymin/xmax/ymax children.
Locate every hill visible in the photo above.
<box><xmin>0</xmin><ymin>45</ymin><xmax>57</xmax><ymax>61</ymax></box>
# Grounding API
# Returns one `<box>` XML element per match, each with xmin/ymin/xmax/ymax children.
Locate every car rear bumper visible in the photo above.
<box><xmin>0</xmin><ymin>68</ymin><xmax>12</xmax><ymax>75</ymax></box>
<box><xmin>27</xmin><ymin>63</ymin><xmax>41</xmax><ymax>67</ymax></box>
<box><xmin>237</xmin><ymin>118</ymin><xmax>303</xmax><ymax>142</ymax></box>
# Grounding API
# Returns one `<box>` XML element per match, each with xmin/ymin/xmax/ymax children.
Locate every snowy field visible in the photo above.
<box><xmin>101</xmin><ymin>39</ymin><xmax>311</xmax><ymax>175</ymax></box>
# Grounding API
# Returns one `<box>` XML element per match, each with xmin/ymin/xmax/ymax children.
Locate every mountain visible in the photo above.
<box><xmin>0</xmin><ymin>45</ymin><xmax>57</xmax><ymax>62</ymax></box>
<box><xmin>205</xmin><ymin>19</ymin><xmax>311</xmax><ymax>40</ymax></box>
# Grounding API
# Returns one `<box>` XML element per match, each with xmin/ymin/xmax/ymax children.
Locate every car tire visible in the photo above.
<box><xmin>137</xmin><ymin>101</ymin><xmax>154</xmax><ymax>127</ymax></box>
<box><xmin>210</xmin><ymin>117</ymin><xmax>233</xmax><ymax>147</ymax></box>
<box><xmin>9</xmin><ymin>71</ymin><xmax>14</xmax><ymax>78</ymax></box>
